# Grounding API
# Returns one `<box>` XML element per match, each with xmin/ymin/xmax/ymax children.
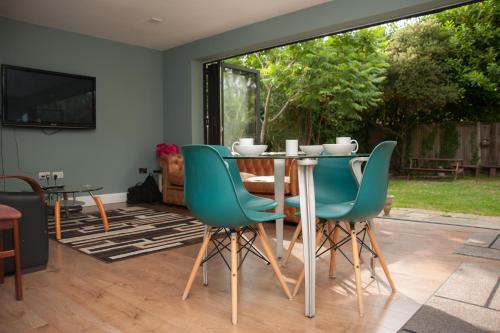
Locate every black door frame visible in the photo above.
<box><xmin>203</xmin><ymin>62</ymin><xmax>261</xmax><ymax>145</ymax></box>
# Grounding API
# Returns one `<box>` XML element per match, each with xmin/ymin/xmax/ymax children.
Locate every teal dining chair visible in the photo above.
<box><xmin>282</xmin><ymin>156</ymin><xmax>359</xmax><ymax>268</ymax></box>
<box><xmin>210</xmin><ymin>145</ymin><xmax>277</xmax><ymax>211</ymax></box>
<box><xmin>181</xmin><ymin>145</ymin><xmax>292</xmax><ymax>325</ymax></box>
<box><xmin>293</xmin><ymin>141</ymin><xmax>397</xmax><ymax>316</ymax></box>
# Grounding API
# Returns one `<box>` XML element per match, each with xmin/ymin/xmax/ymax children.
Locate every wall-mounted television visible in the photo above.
<box><xmin>1</xmin><ymin>65</ymin><xmax>96</xmax><ymax>129</ymax></box>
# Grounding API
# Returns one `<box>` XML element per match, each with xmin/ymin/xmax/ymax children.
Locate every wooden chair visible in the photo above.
<box><xmin>0</xmin><ymin>204</ymin><xmax>23</xmax><ymax>300</ymax></box>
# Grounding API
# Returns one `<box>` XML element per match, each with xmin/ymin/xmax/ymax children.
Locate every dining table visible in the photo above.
<box><xmin>224</xmin><ymin>152</ymin><xmax>369</xmax><ymax>318</ymax></box>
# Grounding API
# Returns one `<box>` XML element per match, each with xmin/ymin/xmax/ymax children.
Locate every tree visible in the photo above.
<box><xmin>368</xmin><ymin>19</ymin><xmax>461</xmax><ymax>167</ymax></box>
<box><xmin>435</xmin><ymin>0</ymin><xmax>499</xmax><ymax>121</ymax></box>
<box><xmin>228</xmin><ymin>27</ymin><xmax>388</xmax><ymax>147</ymax></box>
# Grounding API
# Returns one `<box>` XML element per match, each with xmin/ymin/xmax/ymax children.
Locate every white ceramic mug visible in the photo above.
<box><xmin>336</xmin><ymin>136</ymin><xmax>359</xmax><ymax>153</ymax></box>
<box><xmin>232</xmin><ymin>138</ymin><xmax>254</xmax><ymax>152</ymax></box>
<box><xmin>286</xmin><ymin>139</ymin><xmax>299</xmax><ymax>156</ymax></box>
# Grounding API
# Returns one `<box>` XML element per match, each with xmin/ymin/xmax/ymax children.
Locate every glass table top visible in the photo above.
<box><xmin>43</xmin><ymin>184</ymin><xmax>103</xmax><ymax>194</ymax></box>
<box><xmin>224</xmin><ymin>152</ymin><xmax>369</xmax><ymax>160</ymax></box>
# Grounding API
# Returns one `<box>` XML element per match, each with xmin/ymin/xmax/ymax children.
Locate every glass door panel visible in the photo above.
<box><xmin>222</xmin><ymin>64</ymin><xmax>260</xmax><ymax>145</ymax></box>
<box><xmin>203</xmin><ymin>62</ymin><xmax>260</xmax><ymax>145</ymax></box>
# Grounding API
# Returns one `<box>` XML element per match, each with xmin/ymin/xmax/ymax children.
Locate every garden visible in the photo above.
<box><xmin>223</xmin><ymin>1</ymin><xmax>499</xmax><ymax>215</ymax></box>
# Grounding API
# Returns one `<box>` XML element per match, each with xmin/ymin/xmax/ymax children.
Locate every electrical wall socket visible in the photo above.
<box><xmin>38</xmin><ymin>171</ymin><xmax>51</xmax><ymax>180</ymax></box>
<box><xmin>52</xmin><ymin>171</ymin><xmax>64</xmax><ymax>179</ymax></box>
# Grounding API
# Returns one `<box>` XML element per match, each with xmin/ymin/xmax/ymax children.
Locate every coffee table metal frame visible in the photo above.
<box><xmin>45</xmin><ymin>185</ymin><xmax>109</xmax><ymax>240</ymax></box>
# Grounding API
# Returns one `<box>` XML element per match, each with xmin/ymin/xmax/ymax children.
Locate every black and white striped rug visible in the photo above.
<box><xmin>48</xmin><ymin>206</ymin><xmax>205</xmax><ymax>263</ymax></box>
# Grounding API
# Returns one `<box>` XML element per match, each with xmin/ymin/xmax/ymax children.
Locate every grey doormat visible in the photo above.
<box><xmin>399</xmin><ymin>263</ymin><xmax>500</xmax><ymax>333</ymax></box>
<box><xmin>48</xmin><ymin>206</ymin><xmax>205</xmax><ymax>263</ymax></box>
<box><xmin>454</xmin><ymin>231</ymin><xmax>500</xmax><ymax>261</ymax></box>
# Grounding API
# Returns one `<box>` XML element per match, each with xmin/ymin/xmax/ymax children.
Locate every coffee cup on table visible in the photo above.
<box><xmin>232</xmin><ymin>138</ymin><xmax>254</xmax><ymax>152</ymax></box>
<box><xmin>286</xmin><ymin>139</ymin><xmax>299</xmax><ymax>156</ymax></box>
<box><xmin>336</xmin><ymin>137</ymin><xmax>358</xmax><ymax>153</ymax></box>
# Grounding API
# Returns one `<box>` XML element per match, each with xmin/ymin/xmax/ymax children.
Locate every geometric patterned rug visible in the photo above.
<box><xmin>48</xmin><ymin>206</ymin><xmax>205</xmax><ymax>263</ymax></box>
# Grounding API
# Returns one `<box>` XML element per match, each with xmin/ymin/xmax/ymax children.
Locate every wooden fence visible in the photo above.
<box><xmin>408</xmin><ymin>122</ymin><xmax>500</xmax><ymax>167</ymax></box>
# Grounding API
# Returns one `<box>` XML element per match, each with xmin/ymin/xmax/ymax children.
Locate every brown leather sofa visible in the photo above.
<box><xmin>159</xmin><ymin>154</ymin><xmax>299</xmax><ymax>222</ymax></box>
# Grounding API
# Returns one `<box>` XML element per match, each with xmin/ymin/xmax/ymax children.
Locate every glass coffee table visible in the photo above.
<box><xmin>44</xmin><ymin>185</ymin><xmax>109</xmax><ymax>240</ymax></box>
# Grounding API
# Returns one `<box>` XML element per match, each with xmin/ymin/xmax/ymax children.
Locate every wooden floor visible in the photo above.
<box><xmin>1</xmin><ymin>203</ymin><xmax>499</xmax><ymax>333</ymax></box>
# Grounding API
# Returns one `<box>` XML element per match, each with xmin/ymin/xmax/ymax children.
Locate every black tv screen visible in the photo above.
<box><xmin>1</xmin><ymin>65</ymin><xmax>96</xmax><ymax>129</ymax></box>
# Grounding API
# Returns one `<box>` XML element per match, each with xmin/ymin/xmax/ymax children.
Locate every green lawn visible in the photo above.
<box><xmin>388</xmin><ymin>176</ymin><xmax>500</xmax><ymax>216</ymax></box>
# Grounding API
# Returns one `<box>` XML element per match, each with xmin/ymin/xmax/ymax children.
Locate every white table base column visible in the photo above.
<box><xmin>273</xmin><ymin>159</ymin><xmax>285</xmax><ymax>258</ymax></box>
<box><xmin>297</xmin><ymin>158</ymin><xmax>318</xmax><ymax>318</ymax></box>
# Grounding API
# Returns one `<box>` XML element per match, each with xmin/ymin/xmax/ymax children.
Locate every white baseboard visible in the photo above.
<box><xmin>76</xmin><ymin>192</ymin><xmax>127</xmax><ymax>206</ymax></box>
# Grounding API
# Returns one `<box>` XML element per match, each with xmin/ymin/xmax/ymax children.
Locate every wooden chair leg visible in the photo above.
<box><xmin>182</xmin><ymin>227</ymin><xmax>213</xmax><ymax>300</ymax></box>
<box><xmin>13</xmin><ymin>221</ymin><xmax>23</xmax><ymax>301</ymax></box>
<box><xmin>93</xmin><ymin>196</ymin><xmax>109</xmax><ymax>232</ymax></box>
<box><xmin>0</xmin><ymin>230</ymin><xmax>4</xmax><ymax>284</ymax></box>
<box><xmin>281</xmin><ymin>222</ymin><xmax>301</xmax><ymax>267</ymax></box>
<box><xmin>350</xmin><ymin>223</ymin><xmax>364</xmax><ymax>316</ymax></box>
<box><xmin>292</xmin><ymin>224</ymin><xmax>325</xmax><ymax>296</ymax></box>
<box><xmin>55</xmin><ymin>199</ymin><xmax>62</xmax><ymax>240</ymax></box>
<box><xmin>230</xmin><ymin>232</ymin><xmax>238</xmax><ymax>325</ymax></box>
<box><xmin>366</xmin><ymin>224</ymin><xmax>396</xmax><ymax>292</ymax></box>
<box><xmin>328</xmin><ymin>221</ymin><xmax>340</xmax><ymax>278</ymax></box>
<box><xmin>256</xmin><ymin>224</ymin><xmax>292</xmax><ymax>300</ymax></box>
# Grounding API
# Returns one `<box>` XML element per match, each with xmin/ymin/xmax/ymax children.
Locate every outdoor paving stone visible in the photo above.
<box><xmin>464</xmin><ymin>231</ymin><xmax>499</xmax><ymax>248</ymax></box>
<box><xmin>489</xmin><ymin>285</ymin><xmax>500</xmax><ymax>311</ymax></box>
<box><xmin>454</xmin><ymin>244</ymin><xmax>500</xmax><ymax>261</ymax></box>
<box><xmin>491</xmin><ymin>236</ymin><xmax>500</xmax><ymax>250</ymax></box>
<box><xmin>435</xmin><ymin>263</ymin><xmax>500</xmax><ymax>307</ymax></box>
<box><xmin>383</xmin><ymin>208</ymin><xmax>500</xmax><ymax>230</ymax></box>
<box><xmin>400</xmin><ymin>263</ymin><xmax>500</xmax><ymax>333</ymax></box>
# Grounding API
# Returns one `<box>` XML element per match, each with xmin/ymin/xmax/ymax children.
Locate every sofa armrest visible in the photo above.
<box><xmin>0</xmin><ymin>175</ymin><xmax>45</xmax><ymax>202</ymax></box>
<box><xmin>288</xmin><ymin>160</ymin><xmax>299</xmax><ymax>196</ymax></box>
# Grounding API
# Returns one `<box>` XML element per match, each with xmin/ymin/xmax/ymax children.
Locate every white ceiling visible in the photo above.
<box><xmin>0</xmin><ymin>0</ymin><xmax>328</xmax><ymax>50</ymax></box>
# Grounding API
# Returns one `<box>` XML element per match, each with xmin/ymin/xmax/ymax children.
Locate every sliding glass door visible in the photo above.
<box><xmin>204</xmin><ymin>62</ymin><xmax>260</xmax><ymax>145</ymax></box>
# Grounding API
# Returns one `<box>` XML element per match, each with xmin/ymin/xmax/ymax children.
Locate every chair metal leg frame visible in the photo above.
<box><xmin>183</xmin><ymin>224</ymin><xmax>292</xmax><ymax>325</ymax></box>
<box><xmin>292</xmin><ymin>221</ymin><xmax>395</xmax><ymax>316</ymax></box>
<box><xmin>316</xmin><ymin>222</ymin><xmax>377</xmax><ymax>265</ymax></box>
<box><xmin>240</xmin><ymin>231</ymin><xmax>270</xmax><ymax>264</ymax></box>
<box><xmin>293</xmin><ymin>221</ymin><xmax>387</xmax><ymax>300</ymax></box>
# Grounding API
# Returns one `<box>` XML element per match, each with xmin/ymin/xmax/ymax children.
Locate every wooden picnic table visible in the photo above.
<box><xmin>407</xmin><ymin>157</ymin><xmax>464</xmax><ymax>180</ymax></box>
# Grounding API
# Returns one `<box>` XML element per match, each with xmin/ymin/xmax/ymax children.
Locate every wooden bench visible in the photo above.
<box><xmin>407</xmin><ymin>157</ymin><xmax>464</xmax><ymax>180</ymax></box>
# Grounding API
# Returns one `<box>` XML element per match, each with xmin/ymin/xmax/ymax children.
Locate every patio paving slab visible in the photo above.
<box><xmin>455</xmin><ymin>230</ymin><xmax>500</xmax><ymax>260</ymax></box>
<box><xmin>399</xmin><ymin>263</ymin><xmax>500</xmax><ymax>333</ymax></box>
<box><xmin>434</xmin><ymin>263</ymin><xmax>499</xmax><ymax>307</ymax></box>
<box><xmin>382</xmin><ymin>208</ymin><xmax>500</xmax><ymax>230</ymax></box>
<box><xmin>464</xmin><ymin>231</ymin><xmax>499</xmax><ymax>247</ymax></box>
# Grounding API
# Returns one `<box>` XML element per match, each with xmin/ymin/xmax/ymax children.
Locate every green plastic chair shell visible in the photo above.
<box><xmin>182</xmin><ymin>145</ymin><xmax>284</xmax><ymax>229</ymax></box>
<box><xmin>210</xmin><ymin>145</ymin><xmax>277</xmax><ymax>211</ymax></box>
<box><xmin>315</xmin><ymin>141</ymin><xmax>397</xmax><ymax>222</ymax></box>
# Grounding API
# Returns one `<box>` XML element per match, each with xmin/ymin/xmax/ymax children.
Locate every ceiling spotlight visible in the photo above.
<box><xmin>148</xmin><ymin>17</ymin><xmax>163</xmax><ymax>24</ymax></box>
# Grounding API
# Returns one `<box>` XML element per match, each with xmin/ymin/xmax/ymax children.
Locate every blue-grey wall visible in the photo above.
<box><xmin>0</xmin><ymin>17</ymin><xmax>163</xmax><ymax>193</ymax></box>
<box><xmin>162</xmin><ymin>0</ymin><xmax>469</xmax><ymax>146</ymax></box>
